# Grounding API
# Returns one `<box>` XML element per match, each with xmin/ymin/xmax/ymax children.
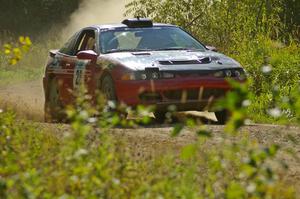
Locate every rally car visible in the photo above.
<box><xmin>43</xmin><ymin>18</ymin><xmax>246</xmax><ymax>123</ymax></box>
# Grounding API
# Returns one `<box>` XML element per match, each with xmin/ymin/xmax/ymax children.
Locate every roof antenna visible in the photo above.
<box><xmin>137</xmin><ymin>16</ymin><xmax>140</xmax><ymax>20</ymax></box>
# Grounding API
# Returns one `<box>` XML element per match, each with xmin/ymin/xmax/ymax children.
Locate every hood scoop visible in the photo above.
<box><xmin>132</xmin><ymin>52</ymin><xmax>151</xmax><ymax>56</ymax></box>
<box><xmin>159</xmin><ymin>57</ymin><xmax>211</xmax><ymax>65</ymax></box>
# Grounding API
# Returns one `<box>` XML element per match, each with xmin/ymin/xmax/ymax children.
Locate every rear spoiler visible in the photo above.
<box><xmin>49</xmin><ymin>49</ymin><xmax>59</xmax><ymax>58</ymax></box>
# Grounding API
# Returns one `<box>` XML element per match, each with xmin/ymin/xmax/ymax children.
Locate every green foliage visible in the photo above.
<box><xmin>0</xmin><ymin>87</ymin><xmax>297</xmax><ymax>198</ymax></box>
<box><xmin>0</xmin><ymin>80</ymin><xmax>292</xmax><ymax>198</ymax></box>
<box><xmin>126</xmin><ymin>0</ymin><xmax>283</xmax><ymax>50</ymax></box>
<box><xmin>234</xmin><ymin>36</ymin><xmax>300</xmax><ymax>123</ymax></box>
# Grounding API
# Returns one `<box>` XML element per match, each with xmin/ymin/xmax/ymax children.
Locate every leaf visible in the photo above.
<box><xmin>196</xmin><ymin>129</ymin><xmax>212</xmax><ymax>137</ymax></box>
<box><xmin>171</xmin><ymin>123</ymin><xmax>183</xmax><ymax>137</ymax></box>
<box><xmin>4</xmin><ymin>49</ymin><xmax>11</xmax><ymax>55</ymax></box>
<box><xmin>9</xmin><ymin>59</ymin><xmax>17</xmax><ymax>65</ymax></box>
<box><xmin>19</xmin><ymin>36</ymin><xmax>25</xmax><ymax>44</ymax></box>
<box><xmin>267</xmin><ymin>144</ymin><xmax>279</xmax><ymax>157</ymax></box>
<box><xmin>25</xmin><ymin>37</ymin><xmax>32</xmax><ymax>46</ymax></box>
<box><xmin>3</xmin><ymin>44</ymin><xmax>11</xmax><ymax>49</ymax></box>
<box><xmin>181</xmin><ymin>144</ymin><xmax>196</xmax><ymax>160</ymax></box>
<box><xmin>226</xmin><ymin>182</ymin><xmax>246</xmax><ymax>199</ymax></box>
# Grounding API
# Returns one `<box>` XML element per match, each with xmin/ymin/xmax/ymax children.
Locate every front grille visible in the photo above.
<box><xmin>163</xmin><ymin>88</ymin><xmax>226</xmax><ymax>101</ymax></box>
<box><xmin>166</xmin><ymin>68</ymin><xmax>244</xmax><ymax>78</ymax></box>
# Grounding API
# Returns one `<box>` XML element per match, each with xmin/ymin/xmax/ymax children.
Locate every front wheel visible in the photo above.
<box><xmin>101</xmin><ymin>75</ymin><xmax>127</xmax><ymax>119</ymax></box>
<box><xmin>215</xmin><ymin>109</ymin><xmax>230</xmax><ymax>125</ymax></box>
<box><xmin>153</xmin><ymin>111</ymin><xmax>168</xmax><ymax>123</ymax></box>
<box><xmin>101</xmin><ymin>75</ymin><xmax>117</xmax><ymax>102</ymax></box>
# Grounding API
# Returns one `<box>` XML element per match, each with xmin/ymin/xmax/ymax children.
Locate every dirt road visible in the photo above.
<box><xmin>0</xmin><ymin>80</ymin><xmax>299</xmax><ymax>192</ymax></box>
<box><xmin>0</xmin><ymin>80</ymin><xmax>44</xmax><ymax>121</ymax></box>
<box><xmin>0</xmin><ymin>80</ymin><xmax>217</xmax><ymax>122</ymax></box>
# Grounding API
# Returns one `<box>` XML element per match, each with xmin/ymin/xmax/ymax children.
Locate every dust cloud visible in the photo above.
<box><xmin>63</xmin><ymin>0</ymin><xmax>131</xmax><ymax>38</ymax></box>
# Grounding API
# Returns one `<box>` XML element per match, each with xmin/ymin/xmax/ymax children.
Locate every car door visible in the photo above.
<box><xmin>72</xmin><ymin>28</ymin><xmax>100</xmax><ymax>100</ymax></box>
<box><xmin>53</xmin><ymin>28</ymin><xmax>100</xmax><ymax>106</ymax></box>
<box><xmin>49</xmin><ymin>32</ymin><xmax>79</xmax><ymax>106</ymax></box>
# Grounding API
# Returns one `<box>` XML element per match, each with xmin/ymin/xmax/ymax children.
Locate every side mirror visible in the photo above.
<box><xmin>77</xmin><ymin>50</ymin><xmax>98</xmax><ymax>63</ymax></box>
<box><xmin>206</xmin><ymin>46</ymin><xmax>218</xmax><ymax>52</ymax></box>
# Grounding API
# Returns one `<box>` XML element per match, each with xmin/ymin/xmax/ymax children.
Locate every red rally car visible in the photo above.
<box><xmin>43</xmin><ymin>18</ymin><xmax>246</xmax><ymax>123</ymax></box>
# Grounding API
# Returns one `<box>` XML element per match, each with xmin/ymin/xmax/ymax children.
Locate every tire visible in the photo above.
<box><xmin>153</xmin><ymin>111</ymin><xmax>167</xmax><ymax>123</ymax></box>
<box><xmin>101</xmin><ymin>75</ymin><xmax>117</xmax><ymax>101</ymax></box>
<box><xmin>44</xmin><ymin>78</ymin><xmax>65</xmax><ymax>123</ymax></box>
<box><xmin>215</xmin><ymin>109</ymin><xmax>230</xmax><ymax>125</ymax></box>
<box><xmin>101</xmin><ymin>75</ymin><xmax>127</xmax><ymax>119</ymax></box>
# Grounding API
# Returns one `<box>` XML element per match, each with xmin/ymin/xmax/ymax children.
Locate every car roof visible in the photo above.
<box><xmin>88</xmin><ymin>23</ymin><xmax>177</xmax><ymax>31</ymax></box>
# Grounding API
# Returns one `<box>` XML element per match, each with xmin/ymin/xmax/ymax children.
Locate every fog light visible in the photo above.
<box><xmin>234</xmin><ymin>70</ymin><xmax>241</xmax><ymax>77</ymax></box>
<box><xmin>225</xmin><ymin>70</ymin><xmax>232</xmax><ymax>77</ymax></box>
<box><xmin>140</xmin><ymin>73</ymin><xmax>147</xmax><ymax>80</ymax></box>
<box><xmin>151</xmin><ymin>72</ymin><xmax>159</xmax><ymax>79</ymax></box>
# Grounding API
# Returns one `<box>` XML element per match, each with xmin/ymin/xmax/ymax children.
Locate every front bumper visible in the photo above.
<box><xmin>114</xmin><ymin>77</ymin><xmax>232</xmax><ymax>111</ymax></box>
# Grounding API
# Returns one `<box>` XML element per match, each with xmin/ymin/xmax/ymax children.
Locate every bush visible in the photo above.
<box><xmin>0</xmin><ymin>82</ymin><xmax>298</xmax><ymax>198</ymax></box>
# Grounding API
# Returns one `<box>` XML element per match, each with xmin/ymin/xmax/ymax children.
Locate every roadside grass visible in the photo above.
<box><xmin>0</xmin><ymin>36</ymin><xmax>60</xmax><ymax>86</ymax></box>
<box><xmin>227</xmin><ymin>36</ymin><xmax>300</xmax><ymax>124</ymax></box>
<box><xmin>0</xmin><ymin>67</ymin><xmax>43</xmax><ymax>86</ymax></box>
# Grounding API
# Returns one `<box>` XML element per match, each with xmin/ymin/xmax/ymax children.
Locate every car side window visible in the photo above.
<box><xmin>74</xmin><ymin>29</ymin><xmax>96</xmax><ymax>54</ymax></box>
<box><xmin>59</xmin><ymin>32</ymin><xmax>79</xmax><ymax>55</ymax></box>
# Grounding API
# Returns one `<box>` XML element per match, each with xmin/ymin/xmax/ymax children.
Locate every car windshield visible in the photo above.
<box><xmin>99</xmin><ymin>26</ymin><xmax>206</xmax><ymax>54</ymax></box>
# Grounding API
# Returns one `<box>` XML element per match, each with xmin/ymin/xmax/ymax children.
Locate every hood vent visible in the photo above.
<box><xmin>159</xmin><ymin>57</ymin><xmax>211</xmax><ymax>65</ymax></box>
<box><xmin>132</xmin><ymin>52</ymin><xmax>151</xmax><ymax>56</ymax></box>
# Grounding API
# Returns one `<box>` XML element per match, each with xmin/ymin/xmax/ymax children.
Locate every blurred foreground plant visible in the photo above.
<box><xmin>171</xmin><ymin>78</ymin><xmax>296</xmax><ymax>198</ymax></box>
<box><xmin>2</xmin><ymin>36</ymin><xmax>32</xmax><ymax>65</ymax></box>
<box><xmin>0</xmin><ymin>81</ymin><xmax>297</xmax><ymax>198</ymax></box>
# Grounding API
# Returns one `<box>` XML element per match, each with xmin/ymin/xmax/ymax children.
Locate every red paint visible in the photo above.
<box><xmin>44</xmin><ymin>55</ymin><xmax>239</xmax><ymax>111</ymax></box>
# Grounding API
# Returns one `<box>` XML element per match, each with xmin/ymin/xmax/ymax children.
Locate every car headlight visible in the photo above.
<box><xmin>121</xmin><ymin>71</ymin><xmax>175</xmax><ymax>80</ymax></box>
<box><xmin>161</xmin><ymin>72</ymin><xmax>175</xmax><ymax>79</ymax></box>
<box><xmin>213</xmin><ymin>68</ymin><xmax>246</xmax><ymax>79</ymax></box>
<box><xmin>140</xmin><ymin>73</ymin><xmax>148</xmax><ymax>80</ymax></box>
<box><xmin>214</xmin><ymin>71</ymin><xmax>224</xmax><ymax>77</ymax></box>
<box><xmin>120</xmin><ymin>72</ymin><xmax>148</xmax><ymax>80</ymax></box>
<box><xmin>120</xmin><ymin>73</ymin><xmax>135</xmax><ymax>80</ymax></box>
<box><xmin>234</xmin><ymin>68</ymin><xmax>247</xmax><ymax>80</ymax></box>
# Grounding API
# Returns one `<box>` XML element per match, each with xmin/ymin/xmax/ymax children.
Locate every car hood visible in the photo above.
<box><xmin>100</xmin><ymin>50</ymin><xmax>242</xmax><ymax>71</ymax></box>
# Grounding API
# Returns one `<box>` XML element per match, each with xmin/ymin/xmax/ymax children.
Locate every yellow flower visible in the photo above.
<box><xmin>4</xmin><ymin>49</ymin><xmax>11</xmax><ymax>55</ymax></box>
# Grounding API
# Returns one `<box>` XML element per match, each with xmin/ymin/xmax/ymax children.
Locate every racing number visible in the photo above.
<box><xmin>75</xmin><ymin>69</ymin><xmax>83</xmax><ymax>86</ymax></box>
<box><xmin>73</xmin><ymin>60</ymin><xmax>88</xmax><ymax>89</ymax></box>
